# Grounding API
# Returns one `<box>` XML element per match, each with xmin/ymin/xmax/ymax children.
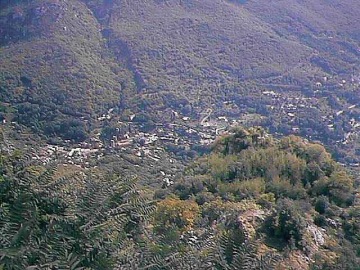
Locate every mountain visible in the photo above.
<box><xmin>0</xmin><ymin>0</ymin><xmax>133</xmax><ymax>141</ymax></box>
<box><xmin>0</xmin><ymin>0</ymin><xmax>359</xmax><ymax>157</ymax></box>
<box><xmin>83</xmin><ymin>0</ymin><xmax>359</xmax><ymax>100</ymax></box>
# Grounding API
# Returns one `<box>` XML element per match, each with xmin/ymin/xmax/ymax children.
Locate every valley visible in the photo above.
<box><xmin>0</xmin><ymin>0</ymin><xmax>359</xmax><ymax>269</ymax></box>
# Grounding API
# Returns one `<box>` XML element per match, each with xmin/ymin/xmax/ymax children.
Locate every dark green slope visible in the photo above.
<box><xmin>2</xmin><ymin>0</ymin><xmax>360</xmax><ymax>111</ymax></box>
<box><xmin>0</xmin><ymin>0</ymin><xmax>133</xmax><ymax>140</ymax></box>
<box><xmin>243</xmin><ymin>0</ymin><xmax>360</xmax><ymax>76</ymax></box>
<box><xmin>82</xmin><ymin>1</ymin><xmax>360</xmax><ymax>129</ymax></box>
<box><xmin>86</xmin><ymin>0</ymin><xmax>314</xmax><ymax>105</ymax></box>
<box><xmin>83</xmin><ymin>0</ymin><xmax>360</xmax><ymax>103</ymax></box>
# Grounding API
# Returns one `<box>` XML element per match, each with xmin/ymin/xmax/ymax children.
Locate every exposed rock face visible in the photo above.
<box><xmin>307</xmin><ymin>224</ymin><xmax>325</xmax><ymax>247</ymax></box>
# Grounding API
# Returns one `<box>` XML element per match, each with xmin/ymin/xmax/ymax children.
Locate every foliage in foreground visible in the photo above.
<box><xmin>0</xmin><ymin>151</ymin><xmax>154</xmax><ymax>269</ymax></box>
<box><xmin>1</xmin><ymin>127</ymin><xmax>359</xmax><ymax>269</ymax></box>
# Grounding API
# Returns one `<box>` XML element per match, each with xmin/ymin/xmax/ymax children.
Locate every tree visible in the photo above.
<box><xmin>268</xmin><ymin>199</ymin><xmax>306</xmax><ymax>248</ymax></box>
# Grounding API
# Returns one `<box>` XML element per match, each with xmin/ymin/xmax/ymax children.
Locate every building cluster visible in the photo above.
<box><xmin>33</xmin><ymin>72</ymin><xmax>360</xmax><ymax>168</ymax></box>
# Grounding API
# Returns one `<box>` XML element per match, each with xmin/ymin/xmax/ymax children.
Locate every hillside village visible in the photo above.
<box><xmin>32</xmin><ymin>73</ymin><xmax>360</xmax><ymax>173</ymax></box>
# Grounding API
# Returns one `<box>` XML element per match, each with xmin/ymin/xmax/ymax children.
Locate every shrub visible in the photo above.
<box><xmin>269</xmin><ymin>199</ymin><xmax>306</xmax><ymax>248</ymax></box>
<box><xmin>314</xmin><ymin>215</ymin><xmax>328</xmax><ymax>227</ymax></box>
<box><xmin>195</xmin><ymin>191</ymin><xmax>216</xmax><ymax>205</ymax></box>
<box><xmin>315</xmin><ymin>196</ymin><xmax>330</xmax><ymax>214</ymax></box>
<box><xmin>154</xmin><ymin>197</ymin><xmax>200</xmax><ymax>233</ymax></box>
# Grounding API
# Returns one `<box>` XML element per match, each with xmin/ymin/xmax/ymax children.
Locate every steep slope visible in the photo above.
<box><xmin>87</xmin><ymin>0</ymin><xmax>314</xmax><ymax>105</ymax></box>
<box><xmin>243</xmin><ymin>0</ymin><xmax>360</xmax><ymax>76</ymax></box>
<box><xmin>0</xmin><ymin>0</ymin><xmax>133</xmax><ymax>140</ymax></box>
<box><xmin>84</xmin><ymin>0</ymin><xmax>359</xmax><ymax>106</ymax></box>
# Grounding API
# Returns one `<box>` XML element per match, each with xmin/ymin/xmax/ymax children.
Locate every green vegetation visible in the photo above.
<box><xmin>1</xmin><ymin>126</ymin><xmax>359</xmax><ymax>269</ymax></box>
<box><xmin>0</xmin><ymin>0</ymin><xmax>134</xmax><ymax>141</ymax></box>
<box><xmin>160</xmin><ymin>127</ymin><xmax>359</xmax><ymax>269</ymax></box>
<box><xmin>0</xmin><ymin>0</ymin><xmax>359</xmax><ymax>268</ymax></box>
<box><xmin>184</xmin><ymin>127</ymin><xmax>354</xmax><ymax>206</ymax></box>
<box><xmin>0</xmin><ymin>150</ymin><xmax>154</xmax><ymax>269</ymax></box>
<box><xmin>0</xmin><ymin>129</ymin><xmax>279</xmax><ymax>269</ymax></box>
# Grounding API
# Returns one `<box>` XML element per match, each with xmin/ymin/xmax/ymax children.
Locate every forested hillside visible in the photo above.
<box><xmin>0</xmin><ymin>0</ymin><xmax>133</xmax><ymax>141</ymax></box>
